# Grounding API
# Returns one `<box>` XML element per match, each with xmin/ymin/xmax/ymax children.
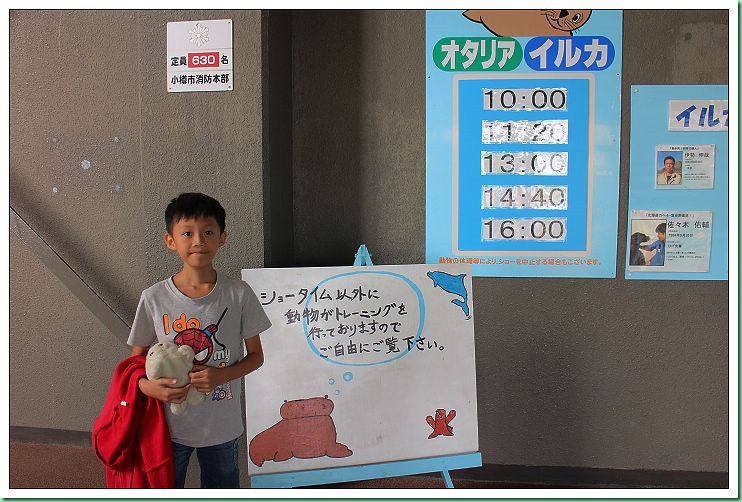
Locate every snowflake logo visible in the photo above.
<box><xmin>189</xmin><ymin>23</ymin><xmax>209</xmax><ymax>47</ymax></box>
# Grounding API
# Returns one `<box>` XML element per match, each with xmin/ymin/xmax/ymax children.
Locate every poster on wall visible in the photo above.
<box><xmin>426</xmin><ymin>10</ymin><xmax>623</xmax><ymax>278</ymax></box>
<box><xmin>626</xmin><ymin>86</ymin><xmax>728</xmax><ymax>280</ymax></box>
<box><xmin>628</xmin><ymin>210</ymin><xmax>712</xmax><ymax>272</ymax></box>
<box><xmin>242</xmin><ymin>264</ymin><xmax>479</xmax><ymax>479</ymax></box>
<box><xmin>167</xmin><ymin>19</ymin><xmax>233</xmax><ymax>93</ymax></box>
<box><xmin>654</xmin><ymin>144</ymin><xmax>715</xmax><ymax>189</ymax></box>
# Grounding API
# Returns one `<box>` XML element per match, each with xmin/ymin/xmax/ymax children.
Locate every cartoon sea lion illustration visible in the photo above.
<box><xmin>463</xmin><ymin>9</ymin><xmax>592</xmax><ymax>37</ymax></box>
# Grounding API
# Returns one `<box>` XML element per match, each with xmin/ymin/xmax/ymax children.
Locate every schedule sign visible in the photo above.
<box><xmin>426</xmin><ymin>10</ymin><xmax>623</xmax><ymax>278</ymax></box>
<box><xmin>455</xmin><ymin>74</ymin><xmax>591</xmax><ymax>253</ymax></box>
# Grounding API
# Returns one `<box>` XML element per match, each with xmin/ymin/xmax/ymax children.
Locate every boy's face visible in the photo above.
<box><xmin>657</xmin><ymin>231</ymin><xmax>666</xmax><ymax>242</ymax></box>
<box><xmin>164</xmin><ymin>216</ymin><xmax>226</xmax><ymax>269</ymax></box>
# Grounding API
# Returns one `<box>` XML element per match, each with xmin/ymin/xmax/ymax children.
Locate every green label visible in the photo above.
<box><xmin>433</xmin><ymin>37</ymin><xmax>522</xmax><ymax>72</ymax></box>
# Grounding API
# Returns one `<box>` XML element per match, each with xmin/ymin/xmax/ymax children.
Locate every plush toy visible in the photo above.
<box><xmin>145</xmin><ymin>342</ymin><xmax>205</xmax><ymax>415</ymax></box>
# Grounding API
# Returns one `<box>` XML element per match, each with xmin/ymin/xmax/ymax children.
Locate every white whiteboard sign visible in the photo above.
<box><xmin>242</xmin><ymin>264</ymin><xmax>479</xmax><ymax>476</ymax></box>
<box><xmin>166</xmin><ymin>19</ymin><xmax>233</xmax><ymax>93</ymax></box>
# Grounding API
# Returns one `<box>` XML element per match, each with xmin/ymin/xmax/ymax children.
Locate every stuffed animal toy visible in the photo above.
<box><xmin>145</xmin><ymin>342</ymin><xmax>205</xmax><ymax>415</ymax></box>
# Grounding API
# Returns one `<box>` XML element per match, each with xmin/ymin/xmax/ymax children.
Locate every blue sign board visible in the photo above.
<box><xmin>626</xmin><ymin>85</ymin><xmax>729</xmax><ymax>280</ymax></box>
<box><xmin>426</xmin><ymin>10</ymin><xmax>623</xmax><ymax>278</ymax></box>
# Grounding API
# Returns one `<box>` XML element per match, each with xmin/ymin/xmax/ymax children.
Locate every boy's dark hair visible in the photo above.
<box><xmin>165</xmin><ymin>193</ymin><xmax>226</xmax><ymax>234</ymax></box>
<box><xmin>656</xmin><ymin>222</ymin><xmax>666</xmax><ymax>234</ymax></box>
<box><xmin>663</xmin><ymin>155</ymin><xmax>675</xmax><ymax>164</ymax></box>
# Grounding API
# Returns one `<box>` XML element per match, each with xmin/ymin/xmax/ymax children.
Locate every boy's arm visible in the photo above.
<box><xmin>130</xmin><ymin>344</ymin><xmax>192</xmax><ymax>404</ymax></box>
<box><xmin>189</xmin><ymin>335</ymin><xmax>265</xmax><ymax>393</ymax></box>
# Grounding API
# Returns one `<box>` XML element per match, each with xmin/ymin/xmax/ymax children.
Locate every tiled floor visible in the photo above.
<box><xmin>8</xmin><ymin>440</ymin><xmax>547</xmax><ymax>490</ymax></box>
<box><xmin>10</xmin><ymin>442</ymin><xmax>106</xmax><ymax>489</ymax></box>
<box><xmin>8</xmin><ymin>432</ymin><xmax>729</xmax><ymax>491</ymax></box>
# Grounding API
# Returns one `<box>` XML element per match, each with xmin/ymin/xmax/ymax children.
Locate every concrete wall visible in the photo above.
<box><xmin>10</xmin><ymin>9</ymin><xmax>729</xmax><ymax>475</ymax></box>
<box><xmin>10</xmin><ymin>9</ymin><xmax>265</xmax><ymax>429</ymax></box>
<box><xmin>290</xmin><ymin>9</ymin><xmax>729</xmax><ymax>473</ymax></box>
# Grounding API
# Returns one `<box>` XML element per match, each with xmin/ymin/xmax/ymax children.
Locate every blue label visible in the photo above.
<box><xmin>524</xmin><ymin>36</ymin><xmax>615</xmax><ymax>71</ymax></box>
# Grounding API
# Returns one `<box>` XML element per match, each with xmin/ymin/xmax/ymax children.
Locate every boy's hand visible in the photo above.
<box><xmin>138</xmin><ymin>377</ymin><xmax>192</xmax><ymax>404</ymax></box>
<box><xmin>189</xmin><ymin>365</ymin><xmax>224</xmax><ymax>393</ymax></box>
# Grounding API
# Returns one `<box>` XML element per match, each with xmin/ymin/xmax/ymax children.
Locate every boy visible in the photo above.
<box><xmin>128</xmin><ymin>192</ymin><xmax>271</xmax><ymax>488</ymax></box>
<box><xmin>646</xmin><ymin>222</ymin><xmax>666</xmax><ymax>266</ymax></box>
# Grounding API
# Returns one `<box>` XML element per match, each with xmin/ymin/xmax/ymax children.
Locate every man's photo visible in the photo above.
<box><xmin>656</xmin><ymin>150</ymin><xmax>682</xmax><ymax>186</ymax></box>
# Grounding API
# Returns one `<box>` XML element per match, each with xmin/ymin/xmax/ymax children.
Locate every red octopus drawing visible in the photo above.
<box><xmin>426</xmin><ymin>408</ymin><xmax>456</xmax><ymax>439</ymax></box>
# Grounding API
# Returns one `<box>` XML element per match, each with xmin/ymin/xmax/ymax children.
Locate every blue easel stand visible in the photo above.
<box><xmin>249</xmin><ymin>452</ymin><xmax>482</xmax><ymax>488</ymax></box>
<box><xmin>441</xmin><ymin>469</ymin><xmax>454</xmax><ymax>488</ymax></box>
<box><xmin>353</xmin><ymin>244</ymin><xmax>373</xmax><ymax>266</ymax></box>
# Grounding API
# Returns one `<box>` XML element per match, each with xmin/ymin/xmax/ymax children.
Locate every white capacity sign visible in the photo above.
<box><xmin>167</xmin><ymin>19</ymin><xmax>233</xmax><ymax>93</ymax></box>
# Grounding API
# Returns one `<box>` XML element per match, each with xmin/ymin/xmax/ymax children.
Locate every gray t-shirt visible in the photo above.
<box><xmin>127</xmin><ymin>274</ymin><xmax>271</xmax><ymax>447</ymax></box>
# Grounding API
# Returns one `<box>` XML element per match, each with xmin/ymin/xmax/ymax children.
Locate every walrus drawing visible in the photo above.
<box><xmin>463</xmin><ymin>9</ymin><xmax>592</xmax><ymax>37</ymax></box>
<box><xmin>249</xmin><ymin>396</ymin><xmax>353</xmax><ymax>467</ymax></box>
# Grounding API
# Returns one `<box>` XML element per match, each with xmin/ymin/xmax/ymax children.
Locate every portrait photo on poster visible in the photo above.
<box><xmin>628</xmin><ymin>218</ymin><xmax>667</xmax><ymax>267</ymax></box>
<box><xmin>655</xmin><ymin>150</ymin><xmax>683</xmax><ymax>187</ymax></box>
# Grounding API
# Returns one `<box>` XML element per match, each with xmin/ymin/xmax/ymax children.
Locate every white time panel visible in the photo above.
<box><xmin>482</xmin><ymin>218</ymin><xmax>567</xmax><ymax>242</ymax></box>
<box><xmin>483</xmin><ymin>87</ymin><xmax>567</xmax><ymax>111</ymax></box>
<box><xmin>481</xmin><ymin>151</ymin><xmax>568</xmax><ymax>175</ymax></box>
<box><xmin>482</xmin><ymin>119</ymin><xmax>568</xmax><ymax>144</ymax></box>
<box><xmin>482</xmin><ymin>185</ymin><xmax>568</xmax><ymax>210</ymax></box>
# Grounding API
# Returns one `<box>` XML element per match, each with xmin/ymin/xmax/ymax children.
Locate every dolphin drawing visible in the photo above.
<box><xmin>427</xmin><ymin>271</ymin><xmax>470</xmax><ymax>319</ymax></box>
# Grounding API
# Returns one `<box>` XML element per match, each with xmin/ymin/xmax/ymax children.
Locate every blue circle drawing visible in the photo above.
<box><xmin>303</xmin><ymin>270</ymin><xmax>426</xmax><ymax>367</ymax></box>
<box><xmin>343</xmin><ymin>372</ymin><xmax>353</xmax><ymax>382</ymax></box>
<box><xmin>328</xmin><ymin>378</ymin><xmax>335</xmax><ymax>385</ymax></box>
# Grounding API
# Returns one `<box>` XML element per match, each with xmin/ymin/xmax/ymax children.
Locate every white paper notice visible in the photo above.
<box><xmin>627</xmin><ymin>210</ymin><xmax>712</xmax><ymax>273</ymax></box>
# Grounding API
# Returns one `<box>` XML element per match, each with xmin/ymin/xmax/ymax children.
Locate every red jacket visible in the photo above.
<box><xmin>92</xmin><ymin>355</ymin><xmax>173</xmax><ymax>488</ymax></box>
